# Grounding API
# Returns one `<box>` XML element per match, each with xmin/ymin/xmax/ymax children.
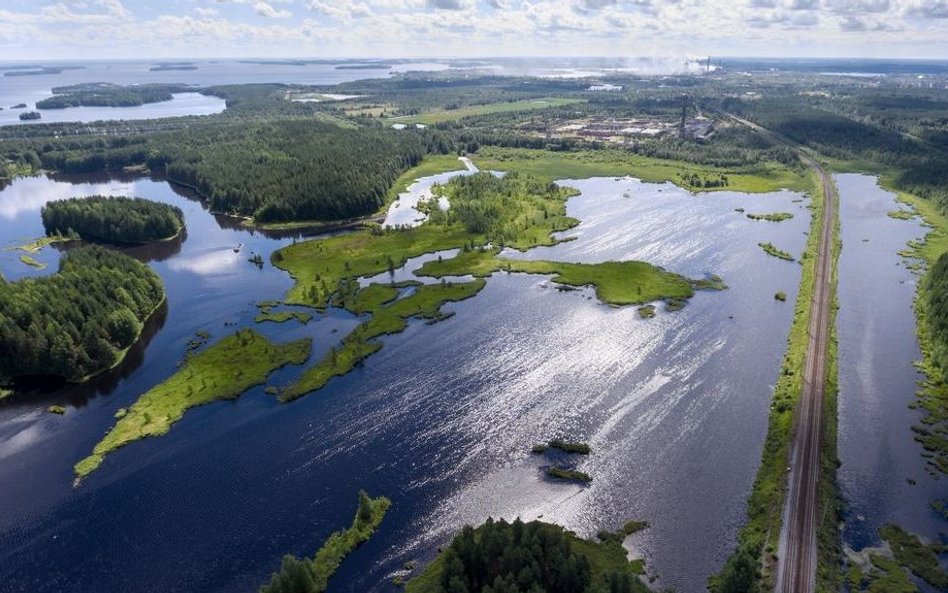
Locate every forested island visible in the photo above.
<box><xmin>405</xmin><ymin>518</ymin><xmax>649</xmax><ymax>593</ymax></box>
<box><xmin>36</xmin><ymin>83</ymin><xmax>188</xmax><ymax>109</ymax></box>
<box><xmin>41</xmin><ymin>196</ymin><xmax>184</xmax><ymax>244</ymax></box>
<box><xmin>0</xmin><ymin>246</ymin><xmax>164</xmax><ymax>382</ymax></box>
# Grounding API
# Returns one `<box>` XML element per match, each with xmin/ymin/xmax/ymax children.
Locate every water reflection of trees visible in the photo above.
<box><xmin>3</xmin><ymin>299</ymin><xmax>168</xmax><ymax>410</ymax></box>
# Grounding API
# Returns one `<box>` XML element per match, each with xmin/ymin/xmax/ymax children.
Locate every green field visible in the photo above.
<box><xmin>387</xmin><ymin>98</ymin><xmax>583</xmax><ymax>125</ymax></box>
<box><xmin>74</xmin><ymin>329</ymin><xmax>311</xmax><ymax>478</ymax></box>
<box><xmin>473</xmin><ymin>147</ymin><xmax>811</xmax><ymax>194</ymax></box>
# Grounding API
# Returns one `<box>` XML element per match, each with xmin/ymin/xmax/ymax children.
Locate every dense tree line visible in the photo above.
<box><xmin>437</xmin><ymin>519</ymin><xmax>592</xmax><ymax>593</ymax></box>
<box><xmin>11</xmin><ymin>120</ymin><xmax>445</xmax><ymax>222</ymax></box>
<box><xmin>924</xmin><ymin>252</ymin><xmax>948</xmax><ymax>382</ymax></box>
<box><xmin>0</xmin><ymin>246</ymin><xmax>164</xmax><ymax>381</ymax></box>
<box><xmin>42</xmin><ymin>196</ymin><xmax>184</xmax><ymax>244</ymax></box>
<box><xmin>428</xmin><ymin>518</ymin><xmax>646</xmax><ymax>593</ymax></box>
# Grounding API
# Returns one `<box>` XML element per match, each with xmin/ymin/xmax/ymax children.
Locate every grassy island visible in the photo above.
<box><xmin>74</xmin><ymin>329</ymin><xmax>311</xmax><ymax>478</ymax></box>
<box><xmin>255</xmin><ymin>311</ymin><xmax>313</xmax><ymax>325</ymax></box>
<box><xmin>406</xmin><ymin>518</ymin><xmax>649</xmax><ymax>593</ymax></box>
<box><xmin>747</xmin><ymin>212</ymin><xmax>794</xmax><ymax>222</ymax></box>
<box><xmin>273</xmin><ymin>171</ymin><xmax>723</xmax><ymax>401</ymax></box>
<box><xmin>42</xmin><ymin>196</ymin><xmax>184</xmax><ymax>244</ymax></box>
<box><xmin>532</xmin><ymin>440</ymin><xmax>591</xmax><ymax>455</ymax></box>
<box><xmin>546</xmin><ymin>467</ymin><xmax>592</xmax><ymax>483</ymax></box>
<box><xmin>35</xmin><ymin>83</ymin><xmax>187</xmax><ymax>109</ymax></box>
<box><xmin>887</xmin><ymin>209</ymin><xmax>914</xmax><ymax>220</ymax></box>
<box><xmin>0</xmin><ymin>246</ymin><xmax>164</xmax><ymax>383</ymax></box>
<box><xmin>260</xmin><ymin>491</ymin><xmax>391</xmax><ymax>593</ymax></box>
<box><xmin>759</xmin><ymin>241</ymin><xmax>796</xmax><ymax>261</ymax></box>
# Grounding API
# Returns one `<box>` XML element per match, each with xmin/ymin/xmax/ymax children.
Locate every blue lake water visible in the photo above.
<box><xmin>0</xmin><ymin>172</ymin><xmax>811</xmax><ymax>592</ymax></box>
<box><xmin>835</xmin><ymin>174</ymin><xmax>948</xmax><ymax>566</ymax></box>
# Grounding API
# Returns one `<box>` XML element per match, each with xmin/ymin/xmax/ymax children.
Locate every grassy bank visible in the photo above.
<box><xmin>710</xmin><ymin>169</ymin><xmax>825</xmax><ymax>592</ymax></box>
<box><xmin>74</xmin><ymin>329</ymin><xmax>311</xmax><ymax>478</ymax></box>
<box><xmin>386</xmin><ymin>98</ymin><xmax>583</xmax><ymax>125</ymax></box>
<box><xmin>260</xmin><ymin>491</ymin><xmax>391</xmax><ymax>593</ymax></box>
<box><xmin>886</xmin><ymin>182</ymin><xmax>948</xmax><ymax>476</ymax></box>
<box><xmin>472</xmin><ymin>146</ymin><xmax>810</xmax><ymax>193</ymax></box>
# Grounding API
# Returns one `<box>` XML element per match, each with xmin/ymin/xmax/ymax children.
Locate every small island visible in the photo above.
<box><xmin>747</xmin><ymin>212</ymin><xmax>794</xmax><ymax>222</ymax></box>
<box><xmin>405</xmin><ymin>518</ymin><xmax>649</xmax><ymax>592</ymax></box>
<box><xmin>74</xmin><ymin>329</ymin><xmax>311</xmax><ymax>478</ymax></box>
<box><xmin>260</xmin><ymin>491</ymin><xmax>390</xmax><ymax>593</ymax></box>
<box><xmin>759</xmin><ymin>241</ymin><xmax>795</xmax><ymax>262</ymax></box>
<box><xmin>18</xmin><ymin>111</ymin><xmax>41</xmax><ymax>121</ymax></box>
<box><xmin>36</xmin><ymin>83</ymin><xmax>189</xmax><ymax>109</ymax></box>
<box><xmin>42</xmin><ymin>196</ymin><xmax>184</xmax><ymax>244</ymax></box>
<box><xmin>0</xmin><ymin>246</ymin><xmax>164</xmax><ymax>384</ymax></box>
<box><xmin>10</xmin><ymin>103</ymin><xmax>27</xmax><ymax>109</ymax></box>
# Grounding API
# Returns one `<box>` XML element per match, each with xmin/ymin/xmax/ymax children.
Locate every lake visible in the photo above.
<box><xmin>835</xmin><ymin>174</ymin><xmax>947</xmax><ymax>568</ymax></box>
<box><xmin>0</xmin><ymin>172</ymin><xmax>810</xmax><ymax>592</ymax></box>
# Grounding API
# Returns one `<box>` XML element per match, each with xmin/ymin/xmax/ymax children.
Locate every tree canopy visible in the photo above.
<box><xmin>42</xmin><ymin>195</ymin><xmax>184</xmax><ymax>244</ymax></box>
<box><xmin>0</xmin><ymin>246</ymin><xmax>164</xmax><ymax>381</ymax></box>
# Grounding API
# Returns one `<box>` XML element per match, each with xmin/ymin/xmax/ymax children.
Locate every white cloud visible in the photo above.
<box><xmin>254</xmin><ymin>1</ymin><xmax>292</xmax><ymax>18</ymax></box>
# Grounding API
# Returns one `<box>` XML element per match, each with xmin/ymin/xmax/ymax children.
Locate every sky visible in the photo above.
<box><xmin>1</xmin><ymin>0</ymin><xmax>947</xmax><ymax>61</ymax></box>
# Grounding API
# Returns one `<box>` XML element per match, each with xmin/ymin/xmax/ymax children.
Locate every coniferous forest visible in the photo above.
<box><xmin>0</xmin><ymin>246</ymin><xmax>164</xmax><ymax>382</ymax></box>
<box><xmin>41</xmin><ymin>196</ymin><xmax>184</xmax><ymax>244</ymax></box>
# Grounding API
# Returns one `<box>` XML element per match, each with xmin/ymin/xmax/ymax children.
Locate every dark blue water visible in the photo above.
<box><xmin>836</xmin><ymin>174</ymin><xmax>948</xmax><ymax>562</ymax></box>
<box><xmin>0</xmin><ymin>173</ymin><xmax>810</xmax><ymax>593</ymax></box>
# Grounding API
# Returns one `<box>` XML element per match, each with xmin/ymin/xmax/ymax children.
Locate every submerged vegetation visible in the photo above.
<box><xmin>532</xmin><ymin>440</ymin><xmax>591</xmax><ymax>455</ymax></box>
<box><xmin>546</xmin><ymin>467</ymin><xmax>593</xmax><ymax>483</ymax></box>
<box><xmin>260</xmin><ymin>491</ymin><xmax>391</xmax><ymax>593</ymax></box>
<box><xmin>41</xmin><ymin>196</ymin><xmax>184</xmax><ymax>244</ymax></box>
<box><xmin>406</xmin><ymin>518</ymin><xmax>649</xmax><ymax>593</ymax></box>
<box><xmin>747</xmin><ymin>212</ymin><xmax>793</xmax><ymax>222</ymax></box>
<box><xmin>0</xmin><ymin>246</ymin><xmax>164</xmax><ymax>383</ymax></box>
<box><xmin>74</xmin><ymin>329</ymin><xmax>311</xmax><ymax>478</ymax></box>
<box><xmin>758</xmin><ymin>241</ymin><xmax>796</xmax><ymax>262</ymax></box>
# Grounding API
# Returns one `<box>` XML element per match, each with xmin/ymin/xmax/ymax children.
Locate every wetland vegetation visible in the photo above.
<box><xmin>74</xmin><ymin>329</ymin><xmax>311</xmax><ymax>478</ymax></box>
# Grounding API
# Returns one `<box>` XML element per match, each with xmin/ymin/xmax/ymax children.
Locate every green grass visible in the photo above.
<box><xmin>260</xmin><ymin>491</ymin><xmax>391</xmax><ymax>593</ymax></box>
<box><xmin>879</xmin><ymin>524</ymin><xmax>948</xmax><ymax>589</ymax></box>
<box><xmin>888</xmin><ymin>210</ymin><xmax>915</xmax><ymax>220</ymax></box>
<box><xmin>415</xmin><ymin>248</ymin><xmax>700</xmax><ymax>307</ymax></box>
<box><xmin>638</xmin><ymin>305</ymin><xmax>656</xmax><ymax>318</ymax></box>
<box><xmin>387</xmin><ymin>98</ymin><xmax>584</xmax><ymax>125</ymax></box>
<box><xmin>775</xmin><ymin>291</ymin><xmax>787</xmax><ymax>301</ymax></box>
<box><xmin>759</xmin><ymin>241</ymin><xmax>796</xmax><ymax>262</ymax></box>
<box><xmin>74</xmin><ymin>329</ymin><xmax>311</xmax><ymax>478</ymax></box>
<box><xmin>472</xmin><ymin>147</ymin><xmax>811</xmax><ymax>194</ymax></box>
<box><xmin>281</xmin><ymin>280</ymin><xmax>486</xmax><ymax>401</ymax></box>
<box><xmin>748</xmin><ymin>212</ymin><xmax>794</xmax><ymax>222</ymax></box>
<box><xmin>546</xmin><ymin>467</ymin><xmax>592</xmax><ymax>483</ymax></box>
<box><xmin>273</xmin><ymin>225</ymin><xmax>475</xmax><ymax>308</ymax></box>
<box><xmin>384</xmin><ymin>154</ymin><xmax>467</xmax><ymax>205</ymax></box>
<box><xmin>255</xmin><ymin>311</ymin><xmax>313</xmax><ymax>324</ymax></box>
<box><xmin>13</xmin><ymin>233</ymin><xmax>79</xmax><ymax>253</ymax></box>
<box><xmin>47</xmin><ymin>405</ymin><xmax>66</xmax><ymax>415</ymax></box>
<box><xmin>19</xmin><ymin>254</ymin><xmax>45</xmax><ymax>268</ymax></box>
<box><xmin>0</xmin><ymin>387</ymin><xmax>12</xmax><ymax>400</ymax></box>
